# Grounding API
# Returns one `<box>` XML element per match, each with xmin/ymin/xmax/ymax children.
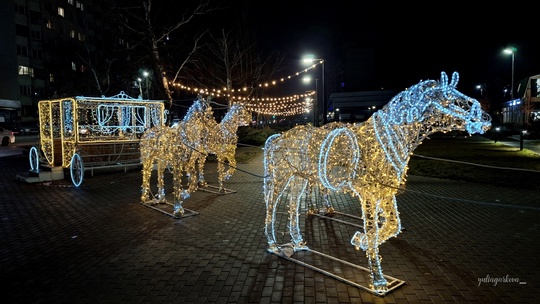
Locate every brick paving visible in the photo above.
<box><xmin>0</xmin><ymin>147</ymin><xmax>539</xmax><ymax>303</ymax></box>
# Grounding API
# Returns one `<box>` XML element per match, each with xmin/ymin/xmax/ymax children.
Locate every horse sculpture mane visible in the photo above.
<box><xmin>263</xmin><ymin>72</ymin><xmax>491</xmax><ymax>295</ymax></box>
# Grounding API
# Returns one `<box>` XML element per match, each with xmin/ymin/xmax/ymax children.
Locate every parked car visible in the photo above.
<box><xmin>0</xmin><ymin>127</ymin><xmax>16</xmax><ymax>146</ymax></box>
<box><xmin>11</xmin><ymin>121</ymin><xmax>39</xmax><ymax>135</ymax></box>
<box><xmin>18</xmin><ymin>121</ymin><xmax>40</xmax><ymax>135</ymax></box>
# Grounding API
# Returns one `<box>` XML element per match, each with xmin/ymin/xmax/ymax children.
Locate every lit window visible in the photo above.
<box><xmin>71</xmin><ymin>62</ymin><xmax>76</xmax><ymax>71</ymax></box>
<box><xmin>76</xmin><ymin>2</ymin><xmax>84</xmax><ymax>11</ymax></box>
<box><xmin>18</xmin><ymin>65</ymin><xmax>34</xmax><ymax>77</ymax></box>
<box><xmin>49</xmin><ymin>73</ymin><xmax>55</xmax><ymax>83</ymax></box>
<box><xmin>68</xmin><ymin>0</ymin><xmax>74</xmax><ymax>5</ymax></box>
<box><xmin>70</xmin><ymin>30</ymin><xmax>76</xmax><ymax>38</ymax></box>
<box><xmin>58</xmin><ymin>7</ymin><xmax>64</xmax><ymax>17</ymax></box>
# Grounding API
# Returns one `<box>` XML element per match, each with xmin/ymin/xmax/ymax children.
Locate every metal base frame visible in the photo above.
<box><xmin>198</xmin><ymin>183</ymin><xmax>237</xmax><ymax>194</ymax></box>
<box><xmin>311</xmin><ymin>211</ymin><xmax>364</xmax><ymax>228</ymax></box>
<box><xmin>270</xmin><ymin>246</ymin><xmax>406</xmax><ymax>296</ymax></box>
<box><xmin>140</xmin><ymin>200</ymin><xmax>199</xmax><ymax>219</ymax></box>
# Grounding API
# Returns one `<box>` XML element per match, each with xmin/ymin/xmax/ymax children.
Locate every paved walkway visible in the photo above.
<box><xmin>1</xmin><ymin>143</ymin><xmax>539</xmax><ymax>303</ymax></box>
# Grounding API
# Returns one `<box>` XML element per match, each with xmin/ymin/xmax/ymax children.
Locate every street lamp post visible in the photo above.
<box><xmin>303</xmin><ymin>57</ymin><xmax>325</xmax><ymax>126</ymax></box>
<box><xmin>476</xmin><ymin>84</ymin><xmax>483</xmax><ymax>98</ymax></box>
<box><xmin>137</xmin><ymin>78</ymin><xmax>143</xmax><ymax>99</ymax></box>
<box><xmin>303</xmin><ymin>76</ymin><xmax>318</xmax><ymax>126</ymax></box>
<box><xmin>503</xmin><ymin>47</ymin><xmax>516</xmax><ymax>102</ymax></box>
<box><xmin>142</xmin><ymin>70</ymin><xmax>149</xmax><ymax>99</ymax></box>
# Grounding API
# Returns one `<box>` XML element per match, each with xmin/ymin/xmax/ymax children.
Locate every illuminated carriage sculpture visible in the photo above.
<box><xmin>19</xmin><ymin>92</ymin><xmax>165</xmax><ymax>186</ymax></box>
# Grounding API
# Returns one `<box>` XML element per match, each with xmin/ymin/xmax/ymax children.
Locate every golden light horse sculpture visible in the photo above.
<box><xmin>140</xmin><ymin>97</ymin><xmax>215</xmax><ymax>217</ymax></box>
<box><xmin>262</xmin><ymin>72</ymin><xmax>491</xmax><ymax>295</ymax></box>
<box><xmin>198</xmin><ymin>103</ymin><xmax>252</xmax><ymax>193</ymax></box>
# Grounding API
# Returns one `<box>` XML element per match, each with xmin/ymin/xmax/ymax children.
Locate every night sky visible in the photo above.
<box><xmin>249</xmin><ymin>1</ymin><xmax>539</xmax><ymax>100</ymax></box>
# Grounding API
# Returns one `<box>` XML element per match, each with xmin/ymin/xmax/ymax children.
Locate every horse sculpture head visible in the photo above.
<box><xmin>223</xmin><ymin>103</ymin><xmax>252</xmax><ymax>127</ymax></box>
<box><xmin>427</xmin><ymin>71</ymin><xmax>491</xmax><ymax>135</ymax></box>
<box><xmin>183</xmin><ymin>96</ymin><xmax>214</xmax><ymax>124</ymax></box>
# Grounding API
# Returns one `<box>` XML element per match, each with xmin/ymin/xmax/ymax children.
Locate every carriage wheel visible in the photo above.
<box><xmin>70</xmin><ymin>153</ymin><xmax>84</xmax><ymax>187</ymax></box>
<box><xmin>29</xmin><ymin>146</ymin><xmax>40</xmax><ymax>172</ymax></box>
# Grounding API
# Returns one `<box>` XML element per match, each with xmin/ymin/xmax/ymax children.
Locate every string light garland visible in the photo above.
<box><xmin>262</xmin><ymin>72</ymin><xmax>491</xmax><ymax>295</ymax></box>
<box><xmin>169</xmin><ymin>61</ymin><xmax>323</xmax><ymax>116</ymax></box>
<box><xmin>242</xmin><ymin>92</ymin><xmax>316</xmax><ymax>116</ymax></box>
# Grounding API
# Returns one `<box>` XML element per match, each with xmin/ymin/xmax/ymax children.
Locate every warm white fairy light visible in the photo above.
<box><xmin>170</xmin><ymin>61</ymin><xmax>322</xmax><ymax>94</ymax></box>
<box><xmin>140</xmin><ymin>98</ymin><xmax>213</xmax><ymax>216</ymax></box>
<box><xmin>198</xmin><ymin>103</ymin><xmax>252</xmax><ymax>192</ymax></box>
<box><xmin>37</xmin><ymin>91</ymin><xmax>165</xmax><ymax>169</ymax></box>
<box><xmin>241</xmin><ymin>91</ymin><xmax>315</xmax><ymax>116</ymax></box>
<box><xmin>169</xmin><ymin>62</ymin><xmax>322</xmax><ymax>116</ymax></box>
<box><xmin>140</xmin><ymin>97</ymin><xmax>251</xmax><ymax>216</ymax></box>
<box><xmin>263</xmin><ymin>72</ymin><xmax>491</xmax><ymax>294</ymax></box>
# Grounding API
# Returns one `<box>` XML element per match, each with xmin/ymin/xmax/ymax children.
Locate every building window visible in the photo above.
<box><xmin>70</xmin><ymin>29</ymin><xmax>76</xmax><ymax>39</ymax></box>
<box><xmin>68</xmin><ymin>0</ymin><xmax>74</xmax><ymax>5</ymax></box>
<box><xmin>76</xmin><ymin>1</ymin><xmax>85</xmax><ymax>11</ymax></box>
<box><xmin>30</xmin><ymin>30</ymin><xmax>41</xmax><ymax>40</ymax></box>
<box><xmin>19</xmin><ymin>85</ymin><xmax>32</xmax><ymax>96</ymax></box>
<box><xmin>71</xmin><ymin>62</ymin><xmax>77</xmax><ymax>71</ymax></box>
<box><xmin>58</xmin><ymin>7</ymin><xmax>64</xmax><ymax>17</ymax></box>
<box><xmin>45</xmin><ymin>19</ymin><xmax>54</xmax><ymax>29</ymax></box>
<box><xmin>78</xmin><ymin>32</ymin><xmax>85</xmax><ymax>41</ymax></box>
<box><xmin>16</xmin><ymin>45</ymin><xmax>28</xmax><ymax>56</ymax></box>
<box><xmin>32</xmin><ymin>49</ymin><xmax>43</xmax><ymax>60</ymax></box>
<box><xmin>18</xmin><ymin>66</ymin><xmax>34</xmax><ymax>77</ymax></box>
<box><xmin>15</xmin><ymin>5</ymin><xmax>27</xmax><ymax>15</ymax></box>
<box><xmin>49</xmin><ymin>73</ymin><xmax>55</xmax><ymax>83</ymax></box>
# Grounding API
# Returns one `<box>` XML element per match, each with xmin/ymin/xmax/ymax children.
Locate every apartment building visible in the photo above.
<box><xmin>0</xmin><ymin>0</ymin><xmax>119</xmax><ymax>124</ymax></box>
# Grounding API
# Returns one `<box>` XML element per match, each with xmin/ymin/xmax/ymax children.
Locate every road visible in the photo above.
<box><xmin>0</xmin><ymin>134</ymin><xmax>39</xmax><ymax>158</ymax></box>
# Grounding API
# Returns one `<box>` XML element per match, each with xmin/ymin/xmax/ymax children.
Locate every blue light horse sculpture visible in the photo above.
<box><xmin>263</xmin><ymin>72</ymin><xmax>491</xmax><ymax>295</ymax></box>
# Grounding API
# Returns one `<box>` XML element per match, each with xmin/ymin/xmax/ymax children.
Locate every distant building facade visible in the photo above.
<box><xmin>328</xmin><ymin>90</ymin><xmax>396</xmax><ymax>122</ymax></box>
<box><xmin>502</xmin><ymin>74</ymin><xmax>540</xmax><ymax>128</ymax></box>
<box><xmin>0</xmin><ymin>0</ymin><xmax>120</xmax><ymax>124</ymax></box>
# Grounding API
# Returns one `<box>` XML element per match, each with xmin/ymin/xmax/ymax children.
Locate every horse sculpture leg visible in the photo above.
<box><xmin>216</xmin><ymin>157</ymin><xmax>226</xmax><ymax>193</ymax></box>
<box><xmin>197</xmin><ymin>154</ymin><xmax>207</xmax><ymax>187</ymax></box>
<box><xmin>350</xmin><ymin>192</ymin><xmax>402</xmax><ymax>294</ymax></box>
<box><xmin>171</xmin><ymin>163</ymin><xmax>185</xmax><ymax>217</ymax></box>
<box><xmin>288</xmin><ymin>177</ymin><xmax>309</xmax><ymax>251</ymax></box>
<box><xmin>140</xmin><ymin>158</ymin><xmax>152</xmax><ymax>203</ymax></box>
<box><xmin>156</xmin><ymin>160</ymin><xmax>166</xmax><ymax>203</ymax></box>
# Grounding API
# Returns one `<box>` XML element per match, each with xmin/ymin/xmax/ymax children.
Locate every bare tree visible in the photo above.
<box><xmin>78</xmin><ymin>43</ymin><xmax>116</xmax><ymax>96</ymax></box>
<box><xmin>180</xmin><ymin>1</ymin><xmax>286</xmax><ymax>108</ymax></box>
<box><xmin>184</xmin><ymin>28</ymin><xmax>284</xmax><ymax>106</ymax></box>
<box><xmin>114</xmin><ymin>0</ymin><xmax>217</xmax><ymax>107</ymax></box>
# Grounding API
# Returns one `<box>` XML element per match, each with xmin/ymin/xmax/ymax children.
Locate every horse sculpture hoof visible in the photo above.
<box><xmin>173</xmin><ymin>203</ymin><xmax>185</xmax><ymax>217</ymax></box>
<box><xmin>371</xmin><ymin>279</ymin><xmax>389</xmax><ymax>294</ymax></box>
<box><xmin>323</xmin><ymin>206</ymin><xmax>335</xmax><ymax>215</ymax></box>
